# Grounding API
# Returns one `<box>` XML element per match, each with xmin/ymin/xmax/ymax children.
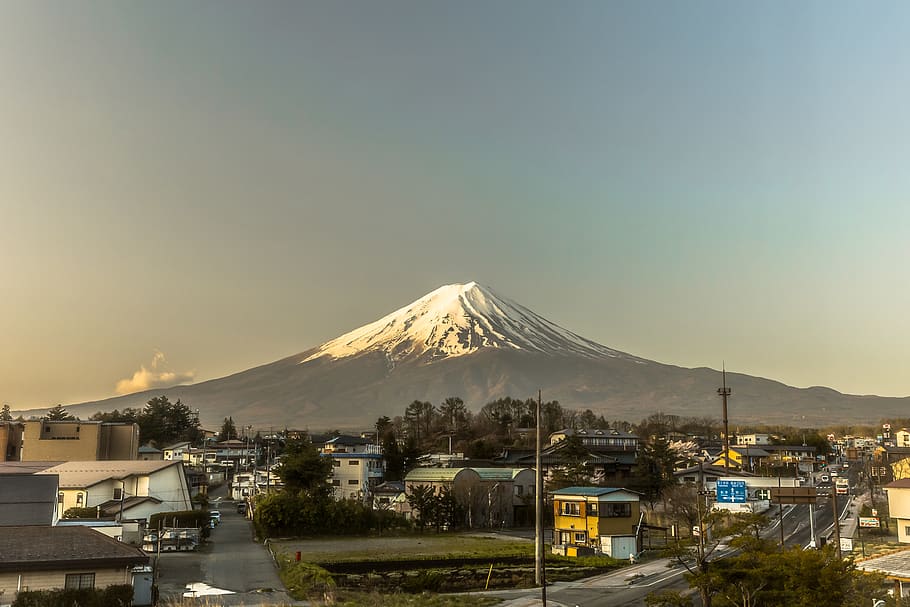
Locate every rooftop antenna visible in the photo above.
<box><xmin>717</xmin><ymin>364</ymin><xmax>732</xmax><ymax>474</ymax></box>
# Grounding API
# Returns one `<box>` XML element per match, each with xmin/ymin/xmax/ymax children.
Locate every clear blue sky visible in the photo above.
<box><xmin>3</xmin><ymin>1</ymin><xmax>910</xmax><ymax>408</ymax></box>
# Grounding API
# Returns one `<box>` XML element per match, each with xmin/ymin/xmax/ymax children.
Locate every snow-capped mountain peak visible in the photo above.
<box><xmin>302</xmin><ymin>282</ymin><xmax>632</xmax><ymax>364</ymax></box>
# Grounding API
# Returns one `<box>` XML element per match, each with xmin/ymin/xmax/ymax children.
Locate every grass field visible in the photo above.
<box><xmin>274</xmin><ymin>532</ymin><xmax>536</xmax><ymax>564</ymax></box>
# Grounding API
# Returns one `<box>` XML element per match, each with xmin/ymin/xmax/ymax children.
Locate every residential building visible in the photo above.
<box><xmin>162</xmin><ymin>441</ymin><xmax>192</xmax><ymax>461</ymax></box>
<box><xmin>137</xmin><ymin>446</ymin><xmax>163</xmax><ymax>461</ymax></box>
<box><xmin>496</xmin><ymin>438</ymin><xmax>637</xmax><ymax>487</ymax></box>
<box><xmin>0</xmin><ymin>526</ymin><xmax>148</xmax><ymax>605</ymax></box>
<box><xmin>33</xmin><ymin>460</ymin><xmax>193</xmax><ymax>520</ymax></box>
<box><xmin>17</xmin><ymin>421</ymin><xmax>138</xmax><ymax>462</ymax></box>
<box><xmin>762</xmin><ymin>444</ymin><xmax>817</xmax><ymax>465</ymax></box>
<box><xmin>551</xmin><ymin>486</ymin><xmax>641</xmax><ymax>551</ymax></box>
<box><xmin>897</xmin><ymin>430</ymin><xmax>910</xmax><ymax>449</ymax></box>
<box><xmin>712</xmin><ymin>446</ymin><xmax>771</xmax><ymax>472</ymax></box>
<box><xmin>403</xmin><ymin>466</ymin><xmax>535</xmax><ymax>528</ymax></box>
<box><xmin>736</xmin><ymin>433</ymin><xmax>771</xmax><ymax>446</ymax></box>
<box><xmin>674</xmin><ymin>464</ymin><xmax>754</xmax><ymax>487</ymax></box>
<box><xmin>372</xmin><ymin>481</ymin><xmax>406</xmax><ymax>514</ymax></box>
<box><xmin>549</xmin><ymin>428</ymin><xmax>639</xmax><ymax>450</ymax></box>
<box><xmin>0</xmin><ymin>422</ymin><xmax>24</xmax><ymax>461</ymax></box>
<box><xmin>0</xmin><ymin>474</ymin><xmax>59</xmax><ymax>526</ymax></box>
<box><xmin>885</xmin><ymin>479</ymin><xmax>910</xmax><ymax>543</ymax></box>
<box><xmin>321</xmin><ymin>435</ymin><xmax>384</xmax><ymax>501</ymax></box>
<box><xmin>229</xmin><ymin>472</ymin><xmax>256</xmax><ymax>501</ymax></box>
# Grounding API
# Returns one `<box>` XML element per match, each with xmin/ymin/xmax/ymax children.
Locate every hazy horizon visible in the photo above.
<box><xmin>4</xmin><ymin>2</ymin><xmax>910</xmax><ymax>409</ymax></box>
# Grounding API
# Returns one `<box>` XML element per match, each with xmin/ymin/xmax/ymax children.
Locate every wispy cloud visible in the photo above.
<box><xmin>115</xmin><ymin>350</ymin><xmax>195</xmax><ymax>395</ymax></box>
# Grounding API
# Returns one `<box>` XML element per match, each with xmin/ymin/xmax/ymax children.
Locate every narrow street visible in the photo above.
<box><xmin>155</xmin><ymin>490</ymin><xmax>300</xmax><ymax>605</ymax></box>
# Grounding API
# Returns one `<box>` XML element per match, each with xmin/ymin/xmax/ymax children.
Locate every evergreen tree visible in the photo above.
<box><xmin>632</xmin><ymin>437</ymin><xmax>679</xmax><ymax>508</ymax></box>
<box><xmin>0</xmin><ymin>404</ymin><xmax>12</xmax><ymax>422</ymax></box>
<box><xmin>44</xmin><ymin>404</ymin><xmax>75</xmax><ymax>421</ymax></box>
<box><xmin>382</xmin><ymin>433</ymin><xmax>404</xmax><ymax>481</ymax></box>
<box><xmin>275</xmin><ymin>439</ymin><xmax>333</xmax><ymax>498</ymax></box>
<box><xmin>219</xmin><ymin>417</ymin><xmax>238</xmax><ymax>441</ymax></box>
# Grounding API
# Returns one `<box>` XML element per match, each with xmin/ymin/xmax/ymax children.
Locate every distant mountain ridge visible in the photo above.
<box><xmin>26</xmin><ymin>282</ymin><xmax>910</xmax><ymax>429</ymax></box>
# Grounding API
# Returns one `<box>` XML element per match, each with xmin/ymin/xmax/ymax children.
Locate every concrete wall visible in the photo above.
<box><xmin>888</xmin><ymin>487</ymin><xmax>910</xmax><ymax>521</ymax></box>
<box><xmin>22</xmin><ymin>422</ymin><xmax>100</xmax><ymax>461</ymax></box>
<box><xmin>20</xmin><ymin>422</ymin><xmax>138</xmax><ymax>462</ymax></box>
<box><xmin>0</xmin><ymin>423</ymin><xmax>23</xmax><ymax>461</ymax></box>
<box><xmin>100</xmin><ymin>425</ymin><xmax>139</xmax><ymax>460</ymax></box>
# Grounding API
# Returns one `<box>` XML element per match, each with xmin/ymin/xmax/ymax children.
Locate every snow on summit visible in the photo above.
<box><xmin>303</xmin><ymin>282</ymin><xmax>632</xmax><ymax>364</ymax></box>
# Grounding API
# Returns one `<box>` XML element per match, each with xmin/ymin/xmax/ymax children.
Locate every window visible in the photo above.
<box><xmin>58</xmin><ymin>492</ymin><xmax>64</xmax><ymax>504</ymax></box>
<box><xmin>602</xmin><ymin>503</ymin><xmax>632</xmax><ymax>518</ymax></box>
<box><xmin>514</xmin><ymin>485</ymin><xmax>523</xmax><ymax>496</ymax></box>
<box><xmin>588</xmin><ymin>503</ymin><xmax>598</xmax><ymax>515</ymax></box>
<box><xmin>348</xmin><ymin>479</ymin><xmax>359</xmax><ymax>485</ymax></box>
<box><xmin>574</xmin><ymin>532</ymin><xmax>586</xmax><ymax>543</ymax></box>
<box><xmin>65</xmin><ymin>573</ymin><xmax>95</xmax><ymax>590</ymax></box>
<box><xmin>561</xmin><ymin>501</ymin><xmax>580</xmax><ymax>516</ymax></box>
<box><xmin>113</xmin><ymin>487</ymin><xmax>123</xmax><ymax>501</ymax></box>
<box><xmin>905</xmin><ymin>525</ymin><xmax>910</xmax><ymax>537</ymax></box>
<box><xmin>332</xmin><ymin>480</ymin><xmax>341</xmax><ymax>486</ymax></box>
<box><xmin>76</xmin><ymin>492</ymin><xmax>84</xmax><ymax>506</ymax></box>
<box><xmin>333</xmin><ymin>460</ymin><xmax>341</xmax><ymax>467</ymax></box>
<box><xmin>349</xmin><ymin>460</ymin><xmax>360</xmax><ymax>465</ymax></box>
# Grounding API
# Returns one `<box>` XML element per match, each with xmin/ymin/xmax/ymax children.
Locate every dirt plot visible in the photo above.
<box><xmin>274</xmin><ymin>532</ymin><xmax>535</xmax><ymax>563</ymax></box>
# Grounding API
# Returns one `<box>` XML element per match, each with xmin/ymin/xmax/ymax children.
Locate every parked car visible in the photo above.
<box><xmin>237</xmin><ymin>502</ymin><xmax>247</xmax><ymax>514</ymax></box>
<box><xmin>209</xmin><ymin>510</ymin><xmax>221</xmax><ymax>527</ymax></box>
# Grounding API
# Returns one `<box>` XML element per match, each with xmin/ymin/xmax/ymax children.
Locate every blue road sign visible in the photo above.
<box><xmin>716</xmin><ymin>480</ymin><xmax>747</xmax><ymax>503</ymax></box>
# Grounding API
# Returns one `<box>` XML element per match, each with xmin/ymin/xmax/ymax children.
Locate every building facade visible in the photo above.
<box><xmin>551</xmin><ymin>486</ymin><xmax>641</xmax><ymax>550</ymax></box>
<box><xmin>11</xmin><ymin>421</ymin><xmax>139</xmax><ymax>462</ymax></box>
<box><xmin>321</xmin><ymin>436</ymin><xmax>384</xmax><ymax>501</ymax></box>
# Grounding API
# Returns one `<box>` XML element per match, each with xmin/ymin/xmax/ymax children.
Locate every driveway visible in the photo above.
<box><xmin>155</xmin><ymin>496</ymin><xmax>300</xmax><ymax>605</ymax></box>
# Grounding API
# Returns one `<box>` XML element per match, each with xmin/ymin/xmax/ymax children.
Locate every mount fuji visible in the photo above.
<box><xmin>57</xmin><ymin>282</ymin><xmax>910</xmax><ymax>428</ymax></box>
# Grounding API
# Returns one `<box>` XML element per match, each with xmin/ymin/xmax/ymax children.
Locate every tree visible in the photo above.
<box><xmin>632</xmin><ymin>437</ymin><xmax>679</xmax><ymax>508</ymax></box>
<box><xmin>645</xmin><ymin>590</ymin><xmax>694</xmax><ymax>607</ymax></box>
<box><xmin>407</xmin><ymin>484</ymin><xmax>437</xmax><ymax>533</ymax></box>
<box><xmin>0</xmin><ymin>404</ymin><xmax>12</xmax><ymax>421</ymax></box>
<box><xmin>275</xmin><ymin>439</ymin><xmax>333</xmax><ymax>498</ymax></box>
<box><xmin>219</xmin><ymin>417</ymin><xmax>238</xmax><ymax>441</ymax></box>
<box><xmin>549</xmin><ymin>436</ymin><xmax>592</xmax><ymax>490</ymax></box>
<box><xmin>663</xmin><ymin>510</ymin><xmax>768</xmax><ymax>607</ymax></box>
<box><xmin>382</xmin><ymin>433</ymin><xmax>405</xmax><ymax>481</ymax></box>
<box><xmin>374</xmin><ymin>416</ymin><xmax>393</xmax><ymax>440</ymax></box>
<box><xmin>92</xmin><ymin>397</ymin><xmax>201</xmax><ymax>447</ymax></box>
<box><xmin>405</xmin><ymin>400</ymin><xmax>435</xmax><ymax>445</ymax></box>
<box><xmin>708</xmin><ymin>538</ymin><xmax>888</xmax><ymax>607</ymax></box>
<box><xmin>439</xmin><ymin>397</ymin><xmax>467</xmax><ymax>434</ymax></box>
<box><xmin>44</xmin><ymin>404</ymin><xmax>75</xmax><ymax>421</ymax></box>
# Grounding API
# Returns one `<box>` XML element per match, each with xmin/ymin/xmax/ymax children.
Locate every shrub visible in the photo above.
<box><xmin>280</xmin><ymin>558</ymin><xmax>337</xmax><ymax>602</ymax></box>
<box><xmin>13</xmin><ymin>584</ymin><xmax>133</xmax><ymax>607</ymax></box>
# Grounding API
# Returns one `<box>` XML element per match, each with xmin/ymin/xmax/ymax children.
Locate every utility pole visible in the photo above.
<box><xmin>535</xmin><ymin>390</ymin><xmax>547</xmax><ymax>606</ymax></box>
<box><xmin>717</xmin><ymin>366</ymin><xmax>732</xmax><ymax>474</ymax></box>
<box><xmin>832</xmin><ymin>488</ymin><xmax>842</xmax><ymax>559</ymax></box>
<box><xmin>778</xmin><ymin>476</ymin><xmax>784</xmax><ymax>550</ymax></box>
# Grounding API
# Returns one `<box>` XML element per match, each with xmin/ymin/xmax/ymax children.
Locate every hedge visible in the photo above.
<box><xmin>12</xmin><ymin>584</ymin><xmax>133</xmax><ymax>607</ymax></box>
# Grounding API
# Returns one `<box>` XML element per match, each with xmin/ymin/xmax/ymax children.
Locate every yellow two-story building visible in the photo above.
<box><xmin>551</xmin><ymin>486</ymin><xmax>641</xmax><ymax>552</ymax></box>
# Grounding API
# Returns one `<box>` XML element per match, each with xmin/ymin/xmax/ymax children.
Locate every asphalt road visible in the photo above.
<box><xmin>155</xmin><ymin>497</ymin><xmax>298</xmax><ymax>605</ymax></box>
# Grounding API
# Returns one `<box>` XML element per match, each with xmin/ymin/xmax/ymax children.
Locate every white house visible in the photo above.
<box><xmin>321</xmin><ymin>436</ymin><xmax>384</xmax><ymax>501</ymax></box>
<box><xmin>162</xmin><ymin>441</ymin><xmax>192</xmax><ymax>461</ymax></box>
<box><xmin>37</xmin><ymin>460</ymin><xmax>193</xmax><ymax>520</ymax></box>
<box><xmin>736</xmin><ymin>433</ymin><xmax>771</xmax><ymax>446</ymax></box>
<box><xmin>886</xmin><ymin>479</ymin><xmax>910</xmax><ymax>543</ymax></box>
